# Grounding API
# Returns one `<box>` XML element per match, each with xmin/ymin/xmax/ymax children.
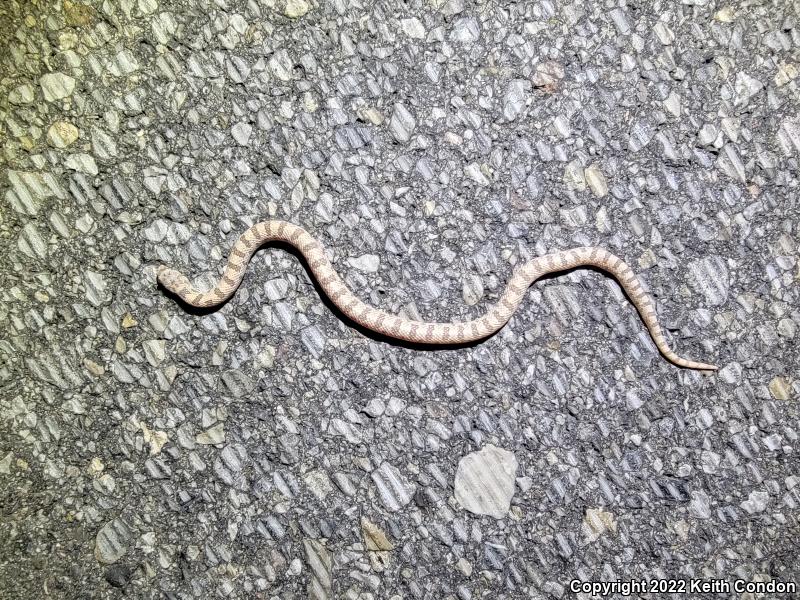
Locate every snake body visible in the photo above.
<box><xmin>157</xmin><ymin>220</ymin><xmax>717</xmax><ymax>371</ymax></box>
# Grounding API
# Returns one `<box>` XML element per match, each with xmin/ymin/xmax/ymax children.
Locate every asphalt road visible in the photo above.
<box><xmin>1</xmin><ymin>0</ymin><xmax>798</xmax><ymax>598</ymax></box>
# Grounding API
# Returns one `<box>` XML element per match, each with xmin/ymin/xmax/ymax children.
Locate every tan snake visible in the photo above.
<box><xmin>157</xmin><ymin>220</ymin><xmax>717</xmax><ymax>371</ymax></box>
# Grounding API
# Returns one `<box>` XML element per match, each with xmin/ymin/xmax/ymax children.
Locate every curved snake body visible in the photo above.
<box><xmin>157</xmin><ymin>220</ymin><xmax>717</xmax><ymax>371</ymax></box>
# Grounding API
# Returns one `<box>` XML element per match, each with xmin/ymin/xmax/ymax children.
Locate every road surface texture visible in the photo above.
<box><xmin>1</xmin><ymin>0</ymin><xmax>798</xmax><ymax>598</ymax></box>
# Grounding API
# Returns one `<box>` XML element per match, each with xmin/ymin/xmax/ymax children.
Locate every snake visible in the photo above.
<box><xmin>157</xmin><ymin>220</ymin><xmax>718</xmax><ymax>371</ymax></box>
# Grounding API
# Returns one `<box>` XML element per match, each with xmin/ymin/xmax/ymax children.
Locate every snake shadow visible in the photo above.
<box><xmin>157</xmin><ymin>242</ymin><xmax>663</xmax><ymax>355</ymax></box>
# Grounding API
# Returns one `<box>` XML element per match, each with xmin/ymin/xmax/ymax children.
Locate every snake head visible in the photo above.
<box><xmin>156</xmin><ymin>266</ymin><xmax>188</xmax><ymax>293</ymax></box>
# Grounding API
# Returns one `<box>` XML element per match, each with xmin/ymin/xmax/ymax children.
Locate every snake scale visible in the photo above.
<box><xmin>157</xmin><ymin>220</ymin><xmax>717</xmax><ymax>371</ymax></box>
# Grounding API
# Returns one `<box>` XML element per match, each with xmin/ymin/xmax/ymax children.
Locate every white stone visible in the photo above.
<box><xmin>688</xmin><ymin>256</ymin><xmax>729</xmax><ymax>306</ymax></box>
<box><xmin>84</xmin><ymin>271</ymin><xmax>109</xmax><ymax>306</ymax></box>
<box><xmin>144</xmin><ymin>429</ymin><xmax>168</xmax><ymax>455</ymax></box>
<box><xmin>503</xmin><ymin>80</ymin><xmax>527</xmax><ymax>121</ymax></box>
<box><xmin>348</xmin><ymin>254</ymin><xmax>380</xmax><ymax>273</ymax></box>
<box><xmin>584</xmin><ymin>164</ymin><xmax>608</xmax><ymax>197</ymax></box>
<box><xmin>304</xmin><ymin>470</ymin><xmax>334</xmax><ymax>501</ymax></box>
<box><xmin>362</xmin><ymin>397</ymin><xmax>385</xmax><ymax>418</ymax></box>
<box><xmin>303</xmin><ymin>539</ymin><xmax>332</xmax><ymax>597</ymax></box>
<box><xmin>734</xmin><ymin>72</ymin><xmax>763</xmax><ymax>108</ymax></box>
<box><xmin>0</xmin><ymin>452</ymin><xmax>12</xmax><ymax>474</ymax></box>
<box><xmin>653</xmin><ymin>22</ymin><xmax>674</xmax><ymax>45</ymax></box>
<box><xmin>371</xmin><ymin>462</ymin><xmax>416</xmax><ymax>511</ymax></box>
<box><xmin>582</xmin><ymin>507</ymin><xmax>616</xmax><ymax>542</ymax></box>
<box><xmin>464</xmin><ymin>163</ymin><xmax>489</xmax><ymax>186</ymax></box>
<box><xmin>456</xmin><ymin>558</ymin><xmax>472</xmax><ymax>576</ymax></box>
<box><xmin>91</xmin><ymin>127</ymin><xmax>118</xmax><ymax>160</ymax></box>
<box><xmin>697</xmin><ymin>123</ymin><xmax>719</xmax><ymax>147</ymax></box>
<box><xmin>109</xmin><ymin>49</ymin><xmax>139</xmax><ymax>76</ymax></box>
<box><xmin>462</xmin><ymin>274</ymin><xmax>484</xmax><ymax>306</ymax></box>
<box><xmin>95</xmin><ymin>518</ymin><xmax>133</xmax><ymax>564</ymax></box>
<box><xmin>138</xmin><ymin>0</ymin><xmax>158</xmax><ymax>14</ymax></box>
<box><xmin>148</xmin><ymin>219</ymin><xmax>191</xmax><ymax>244</ymax></box>
<box><xmin>663</xmin><ymin>91</ymin><xmax>681</xmax><ymax>117</ymax></box>
<box><xmin>284</xmin><ymin>0</ymin><xmax>310</xmax><ymax>18</ymax></box>
<box><xmin>17</xmin><ymin>223</ymin><xmax>47</xmax><ymax>259</ymax></box>
<box><xmin>454</xmin><ymin>445</ymin><xmax>518</xmax><ymax>519</ymax></box>
<box><xmin>9</xmin><ymin>83</ymin><xmax>35</xmax><ymax>104</ymax></box>
<box><xmin>716</xmin><ymin>143</ymin><xmax>746</xmax><ymax>182</ymax></box>
<box><xmin>400</xmin><ymin>17</ymin><xmax>426</xmax><ymax>39</ymax></box>
<box><xmin>231</xmin><ymin>122</ymin><xmax>252</xmax><ymax>145</ymax></box>
<box><xmin>389</xmin><ymin>103</ymin><xmax>416</xmax><ymax>143</ymax></box>
<box><xmin>741</xmin><ymin>491</ymin><xmax>769</xmax><ymax>514</ymax></box>
<box><xmin>563</xmin><ymin>160</ymin><xmax>586</xmax><ymax>191</ymax></box>
<box><xmin>40</xmin><ymin>73</ymin><xmax>76</xmax><ymax>101</ymax></box>
<box><xmin>256</xmin><ymin>345</ymin><xmax>276</xmax><ymax>368</ymax></box>
<box><xmin>196</xmin><ymin>423</ymin><xmax>225</xmax><ymax>445</ymax></box>
<box><xmin>269</xmin><ymin>49</ymin><xmax>293</xmax><ymax>81</ymax></box>
<box><xmin>775</xmin><ymin>63</ymin><xmax>798</xmax><ymax>87</ymax></box>
<box><xmin>450</xmin><ymin>16</ymin><xmax>480</xmax><ymax>44</ymax></box>
<box><xmin>151</xmin><ymin>12</ymin><xmax>177</xmax><ymax>44</ymax></box>
<box><xmin>142</xmin><ymin>340</ymin><xmax>166</xmax><ymax>366</ymax></box>
<box><xmin>779</xmin><ymin>117</ymin><xmax>800</xmax><ymax>155</ymax></box>
<box><xmin>689</xmin><ymin>490</ymin><xmax>712</xmax><ymax>519</ymax></box>
<box><xmin>713</xmin><ymin>6</ymin><xmax>736</xmax><ymax>22</ymax></box>
<box><xmin>64</xmin><ymin>153</ymin><xmax>99</xmax><ymax>176</ymax></box>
